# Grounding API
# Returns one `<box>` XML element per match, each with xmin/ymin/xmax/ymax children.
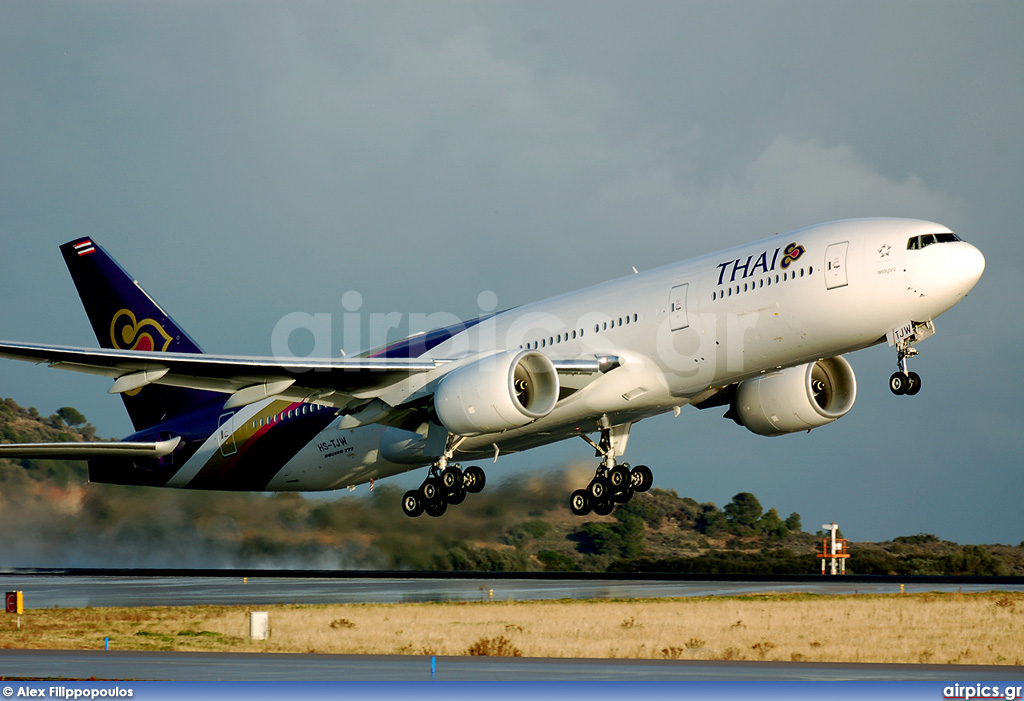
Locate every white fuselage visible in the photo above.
<box><xmin>217</xmin><ymin>218</ymin><xmax>982</xmax><ymax>491</ymax></box>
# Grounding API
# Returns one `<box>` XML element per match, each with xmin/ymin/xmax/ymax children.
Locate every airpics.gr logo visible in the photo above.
<box><xmin>715</xmin><ymin>241</ymin><xmax>807</xmax><ymax>286</ymax></box>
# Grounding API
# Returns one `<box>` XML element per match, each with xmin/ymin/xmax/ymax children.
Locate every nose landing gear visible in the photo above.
<box><xmin>887</xmin><ymin>320</ymin><xmax>936</xmax><ymax>396</ymax></box>
<box><xmin>889</xmin><ymin>345</ymin><xmax>922</xmax><ymax>396</ymax></box>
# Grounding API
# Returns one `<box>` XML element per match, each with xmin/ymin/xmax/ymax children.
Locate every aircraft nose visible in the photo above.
<box><xmin>958</xmin><ymin>242</ymin><xmax>986</xmax><ymax>292</ymax></box>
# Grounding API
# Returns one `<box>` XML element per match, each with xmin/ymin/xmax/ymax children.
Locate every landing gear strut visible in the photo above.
<box><xmin>889</xmin><ymin>345</ymin><xmax>922</xmax><ymax>396</ymax></box>
<box><xmin>402</xmin><ymin>434</ymin><xmax>487</xmax><ymax>518</ymax></box>
<box><xmin>887</xmin><ymin>321</ymin><xmax>936</xmax><ymax>396</ymax></box>
<box><xmin>569</xmin><ymin>424</ymin><xmax>653</xmax><ymax>516</ymax></box>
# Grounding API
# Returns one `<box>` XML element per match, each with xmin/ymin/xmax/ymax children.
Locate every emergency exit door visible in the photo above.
<box><xmin>669</xmin><ymin>283</ymin><xmax>689</xmax><ymax>331</ymax></box>
<box><xmin>825</xmin><ymin>241</ymin><xmax>849</xmax><ymax>290</ymax></box>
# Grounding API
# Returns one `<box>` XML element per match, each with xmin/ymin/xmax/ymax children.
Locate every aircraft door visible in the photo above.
<box><xmin>217</xmin><ymin>412</ymin><xmax>238</xmax><ymax>457</ymax></box>
<box><xmin>825</xmin><ymin>242</ymin><xmax>849</xmax><ymax>290</ymax></box>
<box><xmin>669</xmin><ymin>283</ymin><xmax>689</xmax><ymax>331</ymax></box>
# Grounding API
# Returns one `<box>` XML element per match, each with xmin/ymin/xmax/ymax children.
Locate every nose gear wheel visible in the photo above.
<box><xmin>890</xmin><ymin>340</ymin><xmax>923</xmax><ymax>396</ymax></box>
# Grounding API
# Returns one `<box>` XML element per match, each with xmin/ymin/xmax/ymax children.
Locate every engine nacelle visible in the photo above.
<box><xmin>732</xmin><ymin>356</ymin><xmax>857</xmax><ymax>437</ymax></box>
<box><xmin>434</xmin><ymin>350</ymin><xmax>559</xmax><ymax>436</ymax></box>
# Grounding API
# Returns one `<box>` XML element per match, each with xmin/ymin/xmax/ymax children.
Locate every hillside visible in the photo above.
<box><xmin>2</xmin><ymin>397</ymin><xmax>1022</xmax><ymax>574</ymax></box>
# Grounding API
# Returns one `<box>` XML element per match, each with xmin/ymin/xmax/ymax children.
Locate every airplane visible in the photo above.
<box><xmin>0</xmin><ymin>218</ymin><xmax>985</xmax><ymax>518</ymax></box>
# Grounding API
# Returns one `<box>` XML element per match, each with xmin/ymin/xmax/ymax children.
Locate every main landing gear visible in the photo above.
<box><xmin>889</xmin><ymin>345</ymin><xmax>922</xmax><ymax>396</ymax></box>
<box><xmin>569</xmin><ymin>425</ymin><xmax>653</xmax><ymax>516</ymax></box>
<box><xmin>401</xmin><ymin>435</ymin><xmax>487</xmax><ymax>518</ymax></box>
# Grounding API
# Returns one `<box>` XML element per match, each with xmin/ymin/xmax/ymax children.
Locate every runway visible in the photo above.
<box><xmin>0</xmin><ymin>649</ymin><xmax>1022</xmax><ymax>681</ymax></box>
<box><xmin>1</xmin><ymin>572</ymin><xmax>1021</xmax><ymax>680</ymax></box>
<box><xmin>2</xmin><ymin>572</ymin><xmax>1022</xmax><ymax>609</ymax></box>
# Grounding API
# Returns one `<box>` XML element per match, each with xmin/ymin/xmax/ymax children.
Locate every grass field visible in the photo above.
<box><xmin>1</xmin><ymin>591</ymin><xmax>1021</xmax><ymax>666</ymax></box>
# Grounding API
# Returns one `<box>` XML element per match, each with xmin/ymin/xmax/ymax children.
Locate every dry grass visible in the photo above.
<box><xmin>0</xmin><ymin>591</ymin><xmax>1021</xmax><ymax>665</ymax></box>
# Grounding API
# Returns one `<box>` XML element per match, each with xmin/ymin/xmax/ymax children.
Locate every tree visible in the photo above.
<box><xmin>724</xmin><ymin>492</ymin><xmax>763</xmax><ymax>535</ymax></box>
<box><xmin>758</xmin><ymin>508</ymin><xmax>788</xmax><ymax>540</ymax></box>
<box><xmin>56</xmin><ymin>407</ymin><xmax>87</xmax><ymax>426</ymax></box>
<box><xmin>695</xmin><ymin>503</ymin><xmax>729</xmax><ymax>537</ymax></box>
<box><xmin>784</xmin><ymin>512</ymin><xmax>802</xmax><ymax>532</ymax></box>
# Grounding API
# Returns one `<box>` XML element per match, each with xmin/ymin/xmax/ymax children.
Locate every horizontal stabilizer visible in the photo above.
<box><xmin>0</xmin><ymin>437</ymin><xmax>180</xmax><ymax>459</ymax></box>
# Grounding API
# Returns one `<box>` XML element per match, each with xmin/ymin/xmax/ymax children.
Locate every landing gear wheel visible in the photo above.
<box><xmin>588</xmin><ymin>476</ymin><xmax>610</xmax><ymax>501</ymax></box>
<box><xmin>420</xmin><ymin>477</ymin><xmax>443</xmax><ymax>503</ymax></box>
<box><xmin>631</xmin><ymin>465</ymin><xmax>654</xmax><ymax>492</ymax></box>
<box><xmin>906</xmin><ymin>371</ymin><xmax>922</xmax><ymax>396</ymax></box>
<box><xmin>889</xmin><ymin>372</ymin><xmax>907</xmax><ymax>396</ymax></box>
<box><xmin>463</xmin><ymin>465</ymin><xmax>486</xmax><ymax>494</ymax></box>
<box><xmin>447</xmin><ymin>487</ymin><xmax>467</xmax><ymax>505</ymax></box>
<box><xmin>569</xmin><ymin>489</ymin><xmax>591</xmax><ymax>516</ymax></box>
<box><xmin>440</xmin><ymin>466</ymin><xmax>463</xmax><ymax>492</ymax></box>
<box><xmin>402</xmin><ymin>490</ymin><xmax>424</xmax><ymax>518</ymax></box>
<box><xmin>593</xmin><ymin>499</ymin><xmax>615</xmax><ymax>516</ymax></box>
<box><xmin>612</xmin><ymin>487</ymin><xmax>634</xmax><ymax>504</ymax></box>
<box><xmin>424</xmin><ymin>499</ymin><xmax>448</xmax><ymax>518</ymax></box>
<box><xmin>608</xmin><ymin>464</ymin><xmax>630</xmax><ymax>490</ymax></box>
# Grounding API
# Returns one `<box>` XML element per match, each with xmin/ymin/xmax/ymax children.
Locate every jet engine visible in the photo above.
<box><xmin>434</xmin><ymin>350</ymin><xmax>559</xmax><ymax>436</ymax></box>
<box><xmin>731</xmin><ymin>356</ymin><xmax>857</xmax><ymax>437</ymax></box>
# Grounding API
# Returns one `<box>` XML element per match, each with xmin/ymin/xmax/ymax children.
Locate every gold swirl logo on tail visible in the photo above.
<box><xmin>110</xmin><ymin>310</ymin><xmax>173</xmax><ymax>395</ymax></box>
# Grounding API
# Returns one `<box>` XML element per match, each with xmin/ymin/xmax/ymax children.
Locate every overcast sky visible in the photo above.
<box><xmin>2</xmin><ymin>1</ymin><xmax>1021</xmax><ymax>544</ymax></box>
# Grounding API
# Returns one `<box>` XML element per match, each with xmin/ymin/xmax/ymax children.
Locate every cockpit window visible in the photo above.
<box><xmin>907</xmin><ymin>232</ymin><xmax>962</xmax><ymax>250</ymax></box>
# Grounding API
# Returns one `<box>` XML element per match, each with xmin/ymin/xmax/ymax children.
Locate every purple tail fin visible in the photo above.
<box><xmin>60</xmin><ymin>237</ymin><xmax>219</xmax><ymax>431</ymax></box>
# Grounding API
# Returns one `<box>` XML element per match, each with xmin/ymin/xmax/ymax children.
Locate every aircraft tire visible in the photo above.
<box><xmin>608</xmin><ymin>464</ymin><xmax>630</xmax><ymax>490</ymax></box>
<box><xmin>613</xmin><ymin>487</ymin><xmax>634</xmax><ymax>504</ymax></box>
<box><xmin>463</xmin><ymin>465</ymin><xmax>486</xmax><ymax>494</ymax></box>
<box><xmin>425</xmin><ymin>499</ymin><xmax>448</xmax><ymax>518</ymax></box>
<box><xmin>421</xmin><ymin>477</ymin><xmax>443</xmax><ymax>503</ymax></box>
<box><xmin>402</xmin><ymin>490</ymin><xmax>425</xmax><ymax>518</ymax></box>
<box><xmin>593</xmin><ymin>499</ymin><xmax>615</xmax><ymax>516</ymax></box>
<box><xmin>440</xmin><ymin>466</ymin><xmax>463</xmax><ymax>491</ymax></box>
<box><xmin>889</xmin><ymin>372</ymin><xmax>907</xmax><ymax>395</ymax></box>
<box><xmin>588</xmin><ymin>476</ymin><xmax>610</xmax><ymax>501</ymax></box>
<box><xmin>447</xmin><ymin>487</ymin><xmax>467</xmax><ymax>505</ymax></box>
<box><xmin>569</xmin><ymin>489</ymin><xmax>591</xmax><ymax>516</ymax></box>
<box><xmin>906</xmin><ymin>371</ymin><xmax>922</xmax><ymax>395</ymax></box>
<box><xmin>631</xmin><ymin>465</ymin><xmax>654</xmax><ymax>492</ymax></box>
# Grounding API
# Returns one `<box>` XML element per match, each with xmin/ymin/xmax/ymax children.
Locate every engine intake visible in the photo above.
<box><xmin>434</xmin><ymin>350</ymin><xmax>559</xmax><ymax>436</ymax></box>
<box><xmin>732</xmin><ymin>356</ymin><xmax>857</xmax><ymax>436</ymax></box>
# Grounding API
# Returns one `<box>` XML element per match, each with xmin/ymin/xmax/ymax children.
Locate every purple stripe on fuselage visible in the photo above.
<box><xmin>367</xmin><ymin>312</ymin><xmax>504</xmax><ymax>359</ymax></box>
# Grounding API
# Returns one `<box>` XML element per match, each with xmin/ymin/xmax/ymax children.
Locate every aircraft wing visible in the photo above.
<box><xmin>0</xmin><ymin>340</ymin><xmax>607</xmax><ymax>412</ymax></box>
<box><xmin>0</xmin><ymin>437</ymin><xmax>181</xmax><ymax>459</ymax></box>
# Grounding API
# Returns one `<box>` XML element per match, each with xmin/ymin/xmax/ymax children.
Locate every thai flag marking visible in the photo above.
<box><xmin>74</xmin><ymin>240</ymin><xmax>95</xmax><ymax>256</ymax></box>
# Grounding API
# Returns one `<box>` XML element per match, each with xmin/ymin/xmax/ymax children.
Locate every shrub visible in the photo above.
<box><xmin>467</xmin><ymin>635</ymin><xmax>522</xmax><ymax>657</ymax></box>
